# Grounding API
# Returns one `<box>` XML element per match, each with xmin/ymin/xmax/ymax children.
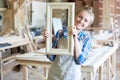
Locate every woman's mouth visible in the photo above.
<box><xmin>76</xmin><ymin>24</ymin><xmax>82</xmax><ymax>29</ymax></box>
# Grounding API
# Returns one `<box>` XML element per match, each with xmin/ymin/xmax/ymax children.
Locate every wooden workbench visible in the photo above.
<box><xmin>0</xmin><ymin>36</ymin><xmax>32</xmax><ymax>80</ymax></box>
<box><xmin>16</xmin><ymin>53</ymin><xmax>51</xmax><ymax>80</ymax></box>
<box><xmin>15</xmin><ymin>44</ymin><xmax>118</xmax><ymax>80</ymax></box>
<box><xmin>81</xmin><ymin>44</ymin><xmax>118</xmax><ymax>80</ymax></box>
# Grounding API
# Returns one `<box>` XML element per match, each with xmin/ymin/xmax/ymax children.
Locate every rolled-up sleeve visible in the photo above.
<box><xmin>74</xmin><ymin>34</ymin><xmax>92</xmax><ymax>65</ymax></box>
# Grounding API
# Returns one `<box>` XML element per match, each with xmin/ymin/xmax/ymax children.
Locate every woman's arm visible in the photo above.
<box><xmin>74</xmin><ymin>34</ymin><xmax>92</xmax><ymax>64</ymax></box>
<box><xmin>74</xmin><ymin>35</ymin><xmax>82</xmax><ymax>58</ymax></box>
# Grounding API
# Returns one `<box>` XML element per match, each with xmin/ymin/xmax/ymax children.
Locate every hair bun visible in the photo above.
<box><xmin>84</xmin><ymin>5</ymin><xmax>93</xmax><ymax>13</ymax></box>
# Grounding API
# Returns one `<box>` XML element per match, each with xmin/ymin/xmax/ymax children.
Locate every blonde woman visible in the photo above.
<box><xmin>43</xmin><ymin>5</ymin><xmax>95</xmax><ymax>80</ymax></box>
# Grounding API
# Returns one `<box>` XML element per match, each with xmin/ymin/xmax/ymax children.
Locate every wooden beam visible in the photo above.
<box><xmin>103</xmin><ymin>0</ymin><xmax>111</xmax><ymax>28</ymax></box>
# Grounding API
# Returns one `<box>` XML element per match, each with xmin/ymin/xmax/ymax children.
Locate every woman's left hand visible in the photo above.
<box><xmin>70</xmin><ymin>26</ymin><xmax>77</xmax><ymax>37</ymax></box>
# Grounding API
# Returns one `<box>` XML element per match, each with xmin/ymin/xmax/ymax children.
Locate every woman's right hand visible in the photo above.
<box><xmin>42</xmin><ymin>29</ymin><xmax>49</xmax><ymax>38</ymax></box>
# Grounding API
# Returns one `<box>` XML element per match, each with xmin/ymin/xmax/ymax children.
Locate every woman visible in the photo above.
<box><xmin>43</xmin><ymin>5</ymin><xmax>95</xmax><ymax>80</ymax></box>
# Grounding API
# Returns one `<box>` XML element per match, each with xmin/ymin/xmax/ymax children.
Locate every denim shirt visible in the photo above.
<box><xmin>47</xmin><ymin>28</ymin><xmax>92</xmax><ymax>65</ymax></box>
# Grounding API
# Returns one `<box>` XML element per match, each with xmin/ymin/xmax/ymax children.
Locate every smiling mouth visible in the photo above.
<box><xmin>76</xmin><ymin>24</ymin><xmax>82</xmax><ymax>30</ymax></box>
<box><xmin>77</xmin><ymin>23</ymin><xmax>83</xmax><ymax>27</ymax></box>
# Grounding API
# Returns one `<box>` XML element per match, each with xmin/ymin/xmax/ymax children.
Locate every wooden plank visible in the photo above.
<box><xmin>2</xmin><ymin>53</ymin><xmax>21</xmax><ymax>62</ymax></box>
<box><xmin>23</xmin><ymin>65</ymin><xmax>28</xmax><ymax>80</ymax></box>
<box><xmin>0</xmin><ymin>52</ymin><xmax>3</xmax><ymax>80</ymax></box>
<box><xmin>0</xmin><ymin>36</ymin><xmax>23</xmax><ymax>43</ymax></box>
<box><xmin>2</xmin><ymin>59</ymin><xmax>19</xmax><ymax>74</ymax></box>
<box><xmin>0</xmin><ymin>8</ymin><xmax>7</xmax><ymax>11</ymax></box>
<box><xmin>103</xmin><ymin>0</ymin><xmax>111</xmax><ymax>28</ymax></box>
<box><xmin>0</xmin><ymin>38</ymin><xmax>30</xmax><ymax>51</ymax></box>
<box><xmin>15</xmin><ymin>53</ymin><xmax>50</xmax><ymax>62</ymax></box>
<box><xmin>99</xmin><ymin>64</ymin><xmax>103</xmax><ymax>80</ymax></box>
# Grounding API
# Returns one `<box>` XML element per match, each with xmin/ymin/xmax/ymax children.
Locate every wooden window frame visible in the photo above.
<box><xmin>46</xmin><ymin>2</ymin><xmax>75</xmax><ymax>55</ymax></box>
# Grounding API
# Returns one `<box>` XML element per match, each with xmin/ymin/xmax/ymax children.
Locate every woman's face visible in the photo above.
<box><xmin>75</xmin><ymin>11</ymin><xmax>91</xmax><ymax>30</ymax></box>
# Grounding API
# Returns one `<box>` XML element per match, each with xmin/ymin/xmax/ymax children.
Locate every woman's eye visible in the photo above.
<box><xmin>84</xmin><ymin>19</ymin><xmax>88</xmax><ymax>22</ymax></box>
<box><xmin>79</xmin><ymin>16</ymin><xmax>82</xmax><ymax>19</ymax></box>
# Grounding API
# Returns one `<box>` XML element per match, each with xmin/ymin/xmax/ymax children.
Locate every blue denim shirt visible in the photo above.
<box><xmin>47</xmin><ymin>28</ymin><xmax>92</xmax><ymax>65</ymax></box>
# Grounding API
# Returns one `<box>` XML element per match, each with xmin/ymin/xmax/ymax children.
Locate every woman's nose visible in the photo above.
<box><xmin>80</xmin><ymin>19</ymin><xmax>84</xmax><ymax>23</ymax></box>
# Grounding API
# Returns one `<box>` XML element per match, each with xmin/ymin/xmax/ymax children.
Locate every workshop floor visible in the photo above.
<box><xmin>4</xmin><ymin>46</ymin><xmax>120</xmax><ymax>80</ymax></box>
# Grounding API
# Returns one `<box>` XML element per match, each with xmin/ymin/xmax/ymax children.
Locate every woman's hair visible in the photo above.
<box><xmin>76</xmin><ymin>5</ymin><xmax>95</xmax><ymax>27</ymax></box>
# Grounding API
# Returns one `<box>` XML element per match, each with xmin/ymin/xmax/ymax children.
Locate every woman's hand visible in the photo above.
<box><xmin>42</xmin><ymin>29</ymin><xmax>49</xmax><ymax>38</ymax></box>
<box><xmin>70</xmin><ymin>26</ymin><xmax>78</xmax><ymax>38</ymax></box>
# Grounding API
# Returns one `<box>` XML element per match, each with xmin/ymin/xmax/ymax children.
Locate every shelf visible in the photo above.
<box><xmin>0</xmin><ymin>8</ymin><xmax>7</xmax><ymax>12</ymax></box>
